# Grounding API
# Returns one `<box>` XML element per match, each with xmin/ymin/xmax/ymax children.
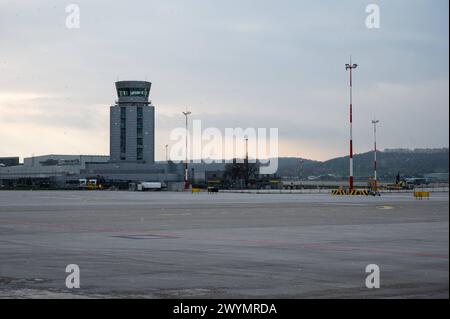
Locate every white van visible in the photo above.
<box><xmin>137</xmin><ymin>182</ymin><xmax>162</xmax><ymax>191</ymax></box>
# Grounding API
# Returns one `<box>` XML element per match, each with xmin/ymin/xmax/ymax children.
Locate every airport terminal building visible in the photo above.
<box><xmin>0</xmin><ymin>154</ymin><xmax>110</xmax><ymax>188</ymax></box>
<box><xmin>0</xmin><ymin>81</ymin><xmax>184</xmax><ymax>189</ymax></box>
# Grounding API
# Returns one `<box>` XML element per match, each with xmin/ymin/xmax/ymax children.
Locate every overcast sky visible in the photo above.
<box><xmin>0</xmin><ymin>0</ymin><xmax>448</xmax><ymax>161</ymax></box>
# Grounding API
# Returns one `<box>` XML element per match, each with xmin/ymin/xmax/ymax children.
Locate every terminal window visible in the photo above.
<box><xmin>118</xmin><ymin>88</ymin><xmax>149</xmax><ymax>97</ymax></box>
<box><xmin>137</xmin><ymin>148</ymin><xmax>143</xmax><ymax>161</ymax></box>
<box><xmin>120</xmin><ymin>107</ymin><xmax>126</xmax><ymax>155</ymax></box>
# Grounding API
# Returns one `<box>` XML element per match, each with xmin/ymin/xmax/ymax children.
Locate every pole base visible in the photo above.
<box><xmin>349</xmin><ymin>176</ymin><xmax>354</xmax><ymax>190</ymax></box>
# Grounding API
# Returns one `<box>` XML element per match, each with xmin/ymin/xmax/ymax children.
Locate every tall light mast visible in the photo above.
<box><xmin>372</xmin><ymin>119</ymin><xmax>379</xmax><ymax>191</ymax></box>
<box><xmin>182</xmin><ymin>110</ymin><xmax>191</xmax><ymax>190</ymax></box>
<box><xmin>245</xmin><ymin>136</ymin><xmax>249</xmax><ymax>189</ymax></box>
<box><xmin>345</xmin><ymin>57</ymin><xmax>358</xmax><ymax>190</ymax></box>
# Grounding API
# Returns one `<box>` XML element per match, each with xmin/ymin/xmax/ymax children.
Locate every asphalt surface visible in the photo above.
<box><xmin>0</xmin><ymin>190</ymin><xmax>448</xmax><ymax>298</ymax></box>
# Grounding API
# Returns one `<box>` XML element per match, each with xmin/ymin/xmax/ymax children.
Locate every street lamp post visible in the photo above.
<box><xmin>372</xmin><ymin>119</ymin><xmax>379</xmax><ymax>192</ymax></box>
<box><xmin>182</xmin><ymin>110</ymin><xmax>191</xmax><ymax>190</ymax></box>
<box><xmin>165</xmin><ymin>144</ymin><xmax>169</xmax><ymax>162</ymax></box>
<box><xmin>299</xmin><ymin>159</ymin><xmax>304</xmax><ymax>180</ymax></box>
<box><xmin>345</xmin><ymin>57</ymin><xmax>358</xmax><ymax>190</ymax></box>
<box><xmin>245</xmin><ymin>136</ymin><xmax>249</xmax><ymax>189</ymax></box>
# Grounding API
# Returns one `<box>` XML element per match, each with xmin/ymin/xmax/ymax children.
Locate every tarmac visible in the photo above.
<box><xmin>0</xmin><ymin>190</ymin><xmax>448</xmax><ymax>298</ymax></box>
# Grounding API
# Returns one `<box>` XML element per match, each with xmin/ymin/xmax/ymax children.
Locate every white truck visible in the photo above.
<box><xmin>137</xmin><ymin>182</ymin><xmax>162</xmax><ymax>191</ymax></box>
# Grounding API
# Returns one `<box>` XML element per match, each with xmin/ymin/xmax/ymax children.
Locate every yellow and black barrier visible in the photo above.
<box><xmin>349</xmin><ymin>189</ymin><xmax>369</xmax><ymax>196</ymax></box>
<box><xmin>331</xmin><ymin>189</ymin><xmax>369</xmax><ymax>196</ymax></box>
<box><xmin>331</xmin><ymin>189</ymin><xmax>347</xmax><ymax>195</ymax></box>
<box><xmin>414</xmin><ymin>191</ymin><xmax>430</xmax><ymax>200</ymax></box>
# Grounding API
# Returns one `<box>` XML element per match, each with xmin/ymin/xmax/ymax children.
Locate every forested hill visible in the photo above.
<box><xmin>168</xmin><ymin>148</ymin><xmax>448</xmax><ymax>181</ymax></box>
<box><xmin>276</xmin><ymin>148</ymin><xmax>449</xmax><ymax>180</ymax></box>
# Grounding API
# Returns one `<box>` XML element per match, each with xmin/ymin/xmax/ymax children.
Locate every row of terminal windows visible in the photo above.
<box><xmin>118</xmin><ymin>88</ymin><xmax>149</xmax><ymax>97</ymax></box>
<box><xmin>119</xmin><ymin>107</ymin><xmax>146</xmax><ymax>161</ymax></box>
<box><xmin>137</xmin><ymin>106</ymin><xmax>143</xmax><ymax>160</ymax></box>
<box><xmin>120</xmin><ymin>107</ymin><xmax>126</xmax><ymax>157</ymax></box>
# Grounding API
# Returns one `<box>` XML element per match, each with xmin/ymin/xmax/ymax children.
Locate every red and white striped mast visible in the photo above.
<box><xmin>345</xmin><ymin>57</ymin><xmax>358</xmax><ymax>190</ymax></box>
<box><xmin>372</xmin><ymin>119</ymin><xmax>379</xmax><ymax>191</ymax></box>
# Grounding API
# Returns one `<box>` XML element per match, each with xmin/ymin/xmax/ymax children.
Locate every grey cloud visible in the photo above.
<box><xmin>0</xmin><ymin>0</ymin><xmax>448</xmax><ymax>159</ymax></box>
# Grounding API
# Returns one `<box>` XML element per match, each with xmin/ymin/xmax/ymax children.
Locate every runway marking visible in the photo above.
<box><xmin>146</xmin><ymin>231</ymin><xmax>449</xmax><ymax>260</ymax></box>
<box><xmin>377</xmin><ymin>206</ymin><xmax>394</xmax><ymax>210</ymax></box>
<box><xmin>111</xmin><ymin>234</ymin><xmax>177</xmax><ymax>240</ymax></box>
<box><xmin>161</xmin><ymin>213</ymin><xmax>192</xmax><ymax>216</ymax></box>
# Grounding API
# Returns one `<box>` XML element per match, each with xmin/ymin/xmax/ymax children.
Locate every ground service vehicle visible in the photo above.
<box><xmin>137</xmin><ymin>182</ymin><xmax>162</xmax><ymax>191</ymax></box>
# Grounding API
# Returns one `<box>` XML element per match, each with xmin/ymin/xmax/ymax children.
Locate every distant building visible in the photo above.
<box><xmin>205</xmin><ymin>170</ymin><xmax>225</xmax><ymax>184</ymax></box>
<box><xmin>384</xmin><ymin>148</ymin><xmax>449</xmax><ymax>154</ymax></box>
<box><xmin>424</xmin><ymin>173</ymin><xmax>449</xmax><ymax>182</ymax></box>
<box><xmin>0</xmin><ymin>154</ymin><xmax>109</xmax><ymax>188</ymax></box>
<box><xmin>0</xmin><ymin>157</ymin><xmax>19</xmax><ymax>167</ymax></box>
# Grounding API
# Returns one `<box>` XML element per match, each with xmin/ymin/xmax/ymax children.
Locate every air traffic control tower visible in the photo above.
<box><xmin>110</xmin><ymin>81</ymin><xmax>155</xmax><ymax>163</ymax></box>
<box><xmin>81</xmin><ymin>80</ymin><xmax>183</xmax><ymax>188</ymax></box>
